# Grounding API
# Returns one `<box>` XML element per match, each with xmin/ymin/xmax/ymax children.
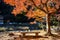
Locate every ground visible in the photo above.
<box><xmin>0</xmin><ymin>30</ymin><xmax>60</xmax><ymax>40</ymax></box>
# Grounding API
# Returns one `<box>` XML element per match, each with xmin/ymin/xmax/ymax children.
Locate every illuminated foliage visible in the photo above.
<box><xmin>3</xmin><ymin>0</ymin><xmax>60</xmax><ymax>17</ymax></box>
<box><xmin>33</xmin><ymin>9</ymin><xmax>46</xmax><ymax>22</ymax></box>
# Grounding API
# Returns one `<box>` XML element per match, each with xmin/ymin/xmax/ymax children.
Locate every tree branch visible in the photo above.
<box><xmin>40</xmin><ymin>0</ymin><xmax>49</xmax><ymax>14</ymax></box>
<box><xmin>54</xmin><ymin>6</ymin><xmax>59</xmax><ymax>11</ymax></box>
<box><xmin>45</xmin><ymin>0</ymin><xmax>49</xmax><ymax>13</ymax></box>
<box><xmin>30</xmin><ymin>0</ymin><xmax>47</xmax><ymax>13</ymax></box>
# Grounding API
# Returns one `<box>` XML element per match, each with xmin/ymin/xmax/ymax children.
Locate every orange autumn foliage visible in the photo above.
<box><xmin>33</xmin><ymin>9</ymin><xmax>46</xmax><ymax>22</ymax></box>
<box><xmin>3</xmin><ymin>0</ymin><xmax>60</xmax><ymax>14</ymax></box>
<box><xmin>3</xmin><ymin>0</ymin><xmax>35</xmax><ymax>18</ymax></box>
<box><xmin>3</xmin><ymin>0</ymin><xmax>60</xmax><ymax>22</ymax></box>
<box><xmin>4</xmin><ymin>0</ymin><xmax>27</xmax><ymax>15</ymax></box>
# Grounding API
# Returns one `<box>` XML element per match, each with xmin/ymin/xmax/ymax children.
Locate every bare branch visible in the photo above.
<box><xmin>40</xmin><ymin>0</ymin><xmax>48</xmax><ymax>4</ymax></box>
<box><xmin>40</xmin><ymin>0</ymin><xmax>43</xmax><ymax>4</ymax></box>
<box><xmin>45</xmin><ymin>0</ymin><xmax>49</xmax><ymax>4</ymax></box>
<box><xmin>40</xmin><ymin>0</ymin><xmax>49</xmax><ymax>13</ymax></box>
<box><xmin>45</xmin><ymin>0</ymin><xmax>49</xmax><ymax>13</ymax></box>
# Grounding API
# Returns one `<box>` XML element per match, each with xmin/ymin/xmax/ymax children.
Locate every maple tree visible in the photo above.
<box><xmin>3</xmin><ymin>0</ymin><xmax>60</xmax><ymax>35</ymax></box>
<box><xmin>30</xmin><ymin>0</ymin><xmax>60</xmax><ymax>35</ymax></box>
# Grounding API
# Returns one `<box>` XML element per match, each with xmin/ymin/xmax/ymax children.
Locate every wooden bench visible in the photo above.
<box><xmin>20</xmin><ymin>32</ymin><xmax>41</xmax><ymax>40</ymax></box>
<box><xmin>16</xmin><ymin>32</ymin><xmax>48</xmax><ymax>40</ymax></box>
<box><xmin>21</xmin><ymin>31</ymin><xmax>40</xmax><ymax>37</ymax></box>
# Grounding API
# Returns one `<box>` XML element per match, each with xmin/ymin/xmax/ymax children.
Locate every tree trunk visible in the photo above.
<box><xmin>46</xmin><ymin>14</ymin><xmax>52</xmax><ymax>36</ymax></box>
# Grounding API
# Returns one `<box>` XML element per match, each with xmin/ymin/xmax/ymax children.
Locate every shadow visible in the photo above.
<box><xmin>21</xmin><ymin>35</ymin><xmax>48</xmax><ymax>39</ymax></box>
<box><xmin>51</xmin><ymin>34</ymin><xmax>60</xmax><ymax>38</ymax></box>
<box><xmin>19</xmin><ymin>35</ymin><xmax>48</xmax><ymax>40</ymax></box>
<box><xmin>45</xmin><ymin>33</ymin><xmax>60</xmax><ymax>38</ymax></box>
